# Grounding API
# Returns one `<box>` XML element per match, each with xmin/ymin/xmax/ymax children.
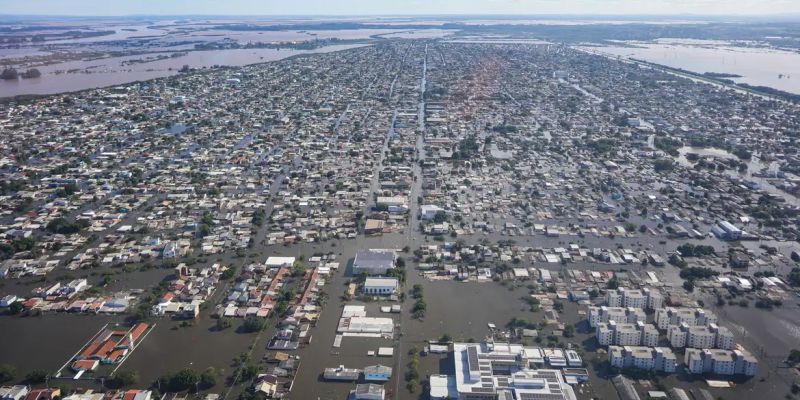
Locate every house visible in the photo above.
<box><xmin>712</xmin><ymin>220</ymin><xmax>742</xmax><ymax>241</ymax></box>
<box><xmin>363</xmin><ymin>278</ymin><xmax>399</xmax><ymax>295</ymax></box>
<box><xmin>265</xmin><ymin>257</ymin><xmax>296</xmax><ymax>269</ymax></box>
<box><xmin>253</xmin><ymin>375</ymin><xmax>279</xmax><ymax>397</ymax></box>
<box><xmin>24</xmin><ymin>388</ymin><xmax>60</xmax><ymax>400</ymax></box>
<box><xmin>0</xmin><ymin>386</ymin><xmax>30</xmax><ymax>400</ymax></box>
<box><xmin>376</xmin><ymin>196</ymin><xmax>408</xmax><ymax>211</ymax></box>
<box><xmin>324</xmin><ymin>366</ymin><xmax>360</xmax><ymax>381</ymax></box>
<box><xmin>364</xmin><ymin>219</ymin><xmax>385</xmax><ymax>235</ymax></box>
<box><xmin>353</xmin><ymin>250</ymin><xmax>396</xmax><ymax>275</ymax></box>
<box><xmin>162</xmin><ymin>242</ymin><xmax>179</xmax><ymax>258</ymax></box>
<box><xmin>363</xmin><ymin>365</ymin><xmax>392</xmax><ymax>382</ymax></box>
<box><xmin>0</xmin><ymin>295</ymin><xmax>18</xmax><ymax>307</ymax></box>
<box><xmin>119</xmin><ymin>390</ymin><xmax>151</xmax><ymax>400</ymax></box>
<box><xmin>67</xmin><ymin>279</ymin><xmax>88</xmax><ymax>293</ymax></box>
<box><xmin>350</xmin><ymin>384</ymin><xmax>385</xmax><ymax>400</ymax></box>
<box><xmin>420</xmin><ymin>205</ymin><xmax>444</xmax><ymax>220</ymax></box>
<box><xmin>729</xmin><ymin>251</ymin><xmax>750</xmax><ymax>269</ymax></box>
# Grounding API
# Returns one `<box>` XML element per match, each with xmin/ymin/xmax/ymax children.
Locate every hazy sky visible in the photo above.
<box><xmin>2</xmin><ymin>0</ymin><xmax>799</xmax><ymax>16</ymax></box>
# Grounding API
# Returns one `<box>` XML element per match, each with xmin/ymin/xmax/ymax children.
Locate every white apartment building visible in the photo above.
<box><xmin>684</xmin><ymin>348</ymin><xmax>758</xmax><ymax>376</ymax></box>
<box><xmin>608</xmin><ymin>346</ymin><xmax>677</xmax><ymax>373</ymax></box>
<box><xmin>643</xmin><ymin>288</ymin><xmax>664</xmax><ymax>310</ymax></box>
<box><xmin>655</xmin><ymin>307</ymin><xmax>718</xmax><ymax>330</ymax></box>
<box><xmin>597</xmin><ymin>321</ymin><xmax>659</xmax><ymax>347</ymax></box>
<box><xmin>605</xmin><ymin>287</ymin><xmax>663</xmax><ymax>310</ymax></box>
<box><xmin>712</xmin><ymin>324</ymin><xmax>735</xmax><ymax>350</ymax></box>
<box><xmin>587</xmin><ymin>306</ymin><xmax>646</xmax><ymax>328</ymax></box>
<box><xmin>667</xmin><ymin>323</ymin><xmax>736</xmax><ymax>350</ymax></box>
<box><xmin>667</xmin><ymin>325</ymin><xmax>687</xmax><ymax>348</ymax></box>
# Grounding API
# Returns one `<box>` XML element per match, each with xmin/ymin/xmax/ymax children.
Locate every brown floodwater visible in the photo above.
<box><xmin>0</xmin><ymin>44</ymin><xmax>369</xmax><ymax>98</ymax></box>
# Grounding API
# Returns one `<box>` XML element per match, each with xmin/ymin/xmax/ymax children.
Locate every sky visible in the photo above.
<box><xmin>1</xmin><ymin>0</ymin><xmax>799</xmax><ymax>16</ymax></box>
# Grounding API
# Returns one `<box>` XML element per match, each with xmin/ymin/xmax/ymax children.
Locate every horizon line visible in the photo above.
<box><xmin>2</xmin><ymin>12</ymin><xmax>800</xmax><ymax>18</ymax></box>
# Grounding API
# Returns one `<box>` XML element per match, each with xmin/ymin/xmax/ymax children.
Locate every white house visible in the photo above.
<box><xmin>420</xmin><ymin>205</ymin><xmax>444</xmax><ymax>220</ymax></box>
<box><xmin>0</xmin><ymin>295</ymin><xmax>18</xmax><ymax>307</ymax></box>
<box><xmin>265</xmin><ymin>256</ymin><xmax>296</xmax><ymax>269</ymax></box>
<box><xmin>353</xmin><ymin>250</ymin><xmax>396</xmax><ymax>275</ymax></box>
<box><xmin>351</xmin><ymin>383</ymin><xmax>385</xmax><ymax>400</ymax></box>
<box><xmin>363</xmin><ymin>278</ymin><xmax>399</xmax><ymax>295</ymax></box>
<box><xmin>162</xmin><ymin>242</ymin><xmax>179</xmax><ymax>258</ymax></box>
<box><xmin>67</xmin><ymin>279</ymin><xmax>88</xmax><ymax>293</ymax></box>
<box><xmin>0</xmin><ymin>386</ymin><xmax>29</xmax><ymax>400</ymax></box>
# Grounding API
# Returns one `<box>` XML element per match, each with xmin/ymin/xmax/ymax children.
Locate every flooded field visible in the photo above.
<box><xmin>122</xmin><ymin>317</ymin><xmax>261</xmax><ymax>387</ymax></box>
<box><xmin>0</xmin><ymin>313</ymin><xmax>122</xmax><ymax>381</ymax></box>
<box><xmin>0</xmin><ymin>44</ymin><xmax>369</xmax><ymax>97</ymax></box>
<box><xmin>377</xmin><ymin>30</ymin><xmax>457</xmax><ymax>39</ymax></box>
<box><xmin>590</xmin><ymin>41</ymin><xmax>800</xmax><ymax>94</ymax></box>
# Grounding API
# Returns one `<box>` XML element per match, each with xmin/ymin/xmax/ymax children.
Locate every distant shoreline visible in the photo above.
<box><xmin>0</xmin><ymin>43</ymin><xmax>371</xmax><ymax>103</ymax></box>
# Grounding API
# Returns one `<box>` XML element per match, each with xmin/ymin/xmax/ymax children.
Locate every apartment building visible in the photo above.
<box><xmin>597</xmin><ymin>321</ymin><xmax>659</xmax><ymax>347</ymax></box>
<box><xmin>605</xmin><ymin>287</ymin><xmax>663</xmax><ymax>310</ymax></box>
<box><xmin>608</xmin><ymin>346</ymin><xmax>677</xmax><ymax>373</ymax></box>
<box><xmin>667</xmin><ymin>323</ymin><xmax>735</xmax><ymax>350</ymax></box>
<box><xmin>587</xmin><ymin>306</ymin><xmax>646</xmax><ymax>328</ymax></box>
<box><xmin>655</xmin><ymin>307</ymin><xmax>718</xmax><ymax>330</ymax></box>
<box><xmin>684</xmin><ymin>348</ymin><xmax>758</xmax><ymax>376</ymax></box>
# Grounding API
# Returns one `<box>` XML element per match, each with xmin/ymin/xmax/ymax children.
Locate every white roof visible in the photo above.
<box><xmin>429</xmin><ymin>375</ymin><xmax>457</xmax><ymax>399</ymax></box>
<box><xmin>377</xmin><ymin>347</ymin><xmax>394</xmax><ymax>356</ymax></box>
<box><xmin>265</xmin><ymin>256</ymin><xmax>296</xmax><ymax>267</ymax></box>
<box><xmin>364</xmin><ymin>277</ymin><xmax>399</xmax><ymax>287</ymax></box>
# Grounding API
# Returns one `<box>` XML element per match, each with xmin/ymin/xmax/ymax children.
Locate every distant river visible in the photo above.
<box><xmin>0</xmin><ymin>43</ymin><xmax>368</xmax><ymax>98</ymax></box>
<box><xmin>589</xmin><ymin>42</ymin><xmax>800</xmax><ymax>95</ymax></box>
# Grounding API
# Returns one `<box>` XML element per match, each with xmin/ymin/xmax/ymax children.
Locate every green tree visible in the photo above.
<box><xmin>199</xmin><ymin>367</ymin><xmax>217</xmax><ymax>388</ymax></box>
<box><xmin>0</xmin><ymin>364</ymin><xmax>16</xmax><ymax>383</ymax></box>
<box><xmin>563</xmin><ymin>324</ymin><xmax>575</xmax><ymax>338</ymax></box>
<box><xmin>237</xmin><ymin>365</ymin><xmax>259</xmax><ymax>381</ymax></box>
<box><xmin>220</xmin><ymin>266</ymin><xmax>237</xmax><ymax>280</ymax></box>
<box><xmin>788</xmin><ymin>349</ymin><xmax>800</xmax><ymax>364</ymax></box>
<box><xmin>242</xmin><ymin>316</ymin><xmax>265</xmax><ymax>333</ymax></box>
<box><xmin>215</xmin><ymin>317</ymin><xmax>233</xmax><ymax>330</ymax></box>
<box><xmin>412</xmin><ymin>299</ymin><xmax>427</xmax><ymax>319</ymax></box>
<box><xmin>407</xmin><ymin>378</ymin><xmax>419</xmax><ymax>393</ymax></box>
<box><xmin>606</xmin><ymin>277</ymin><xmax>619</xmax><ymax>289</ymax></box>
<box><xmin>106</xmin><ymin>370</ymin><xmax>139</xmax><ymax>389</ymax></box>
<box><xmin>165</xmin><ymin>368</ymin><xmax>199</xmax><ymax>391</ymax></box>
<box><xmin>8</xmin><ymin>302</ymin><xmax>23</xmax><ymax>315</ymax></box>
<box><xmin>653</xmin><ymin>158</ymin><xmax>675</xmax><ymax>172</ymax></box>
<box><xmin>411</xmin><ymin>284</ymin><xmax>423</xmax><ymax>299</ymax></box>
<box><xmin>26</xmin><ymin>369</ymin><xmax>48</xmax><ymax>384</ymax></box>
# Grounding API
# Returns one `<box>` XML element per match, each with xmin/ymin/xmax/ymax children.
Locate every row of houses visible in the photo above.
<box><xmin>71</xmin><ymin>323</ymin><xmax>150</xmax><ymax>374</ymax></box>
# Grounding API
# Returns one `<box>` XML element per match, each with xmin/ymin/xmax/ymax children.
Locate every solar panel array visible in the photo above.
<box><xmin>467</xmin><ymin>346</ymin><xmax>480</xmax><ymax>373</ymax></box>
<box><xmin>518</xmin><ymin>393</ymin><xmax>568</xmax><ymax>400</ymax></box>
